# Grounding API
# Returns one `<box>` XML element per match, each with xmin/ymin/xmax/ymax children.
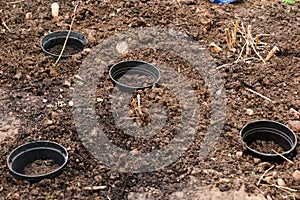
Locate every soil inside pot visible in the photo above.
<box><xmin>46</xmin><ymin>43</ymin><xmax>83</xmax><ymax>56</ymax></box>
<box><xmin>116</xmin><ymin>73</ymin><xmax>157</xmax><ymax>88</ymax></box>
<box><xmin>248</xmin><ymin>140</ymin><xmax>285</xmax><ymax>154</ymax></box>
<box><xmin>23</xmin><ymin>159</ymin><xmax>60</xmax><ymax>175</ymax></box>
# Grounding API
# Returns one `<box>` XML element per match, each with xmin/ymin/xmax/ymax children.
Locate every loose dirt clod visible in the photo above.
<box><xmin>23</xmin><ymin>159</ymin><xmax>59</xmax><ymax>175</ymax></box>
<box><xmin>288</xmin><ymin>120</ymin><xmax>300</xmax><ymax>132</ymax></box>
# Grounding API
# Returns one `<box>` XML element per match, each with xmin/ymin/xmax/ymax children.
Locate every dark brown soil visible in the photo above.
<box><xmin>0</xmin><ymin>0</ymin><xmax>300</xmax><ymax>199</ymax></box>
<box><xmin>249</xmin><ymin>140</ymin><xmax>284</xmax><ymax>154</ymax></box>
<box><xmin>47</xmin><ymin>43</ymin><xmax>83</xmax><ymax>55</ymax></box>
<box><xmin>23</xmin><ymin>159</ymin><xmax>60</xmax><ymax>175</ymax></box>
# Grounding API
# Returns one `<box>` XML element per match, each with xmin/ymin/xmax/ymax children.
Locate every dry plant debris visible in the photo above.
<box><xmin>211</xmin><ymin>20</ymin><xmax>280</xmax><ymax>65</ymax></box>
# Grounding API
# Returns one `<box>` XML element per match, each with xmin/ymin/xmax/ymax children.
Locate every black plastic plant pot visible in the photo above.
<box><xmin>7</xmin><ymin>141</ymin><xmax>68</xmax><ymax>182</ymax></box>
<box><xmin>109</xmin><ymin>60</ymin><xmax>161</xmax><ymax>92</ymax></box>
<box><xmin>40</xmin><ymin>30</ymin><xmax>88</xmax><ymax>58</ymax></box>
<box><xmin>240</xmin><ymin>120</ymin><xmax>297</xmax><ymax>160</ymax></box>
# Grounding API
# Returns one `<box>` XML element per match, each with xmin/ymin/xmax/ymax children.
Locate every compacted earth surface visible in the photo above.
<box><xmin>0</xmin><ymin>0</ymin><xmax>300</xmax><ymax>199</ymax></box>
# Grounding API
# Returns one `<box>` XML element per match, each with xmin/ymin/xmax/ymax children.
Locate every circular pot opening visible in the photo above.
<box><xmin>109</xmin><ymin>60</ymin><xmax>161</xmax><ymax>91</ymax></box>
<box><xmin>40</xmin><ymin>30</ymin><xmax>88</xmax><ymax>58</ymax></box>
<box><xmin>240</xmin><ymin>120</ymin><xmax>297</xmax><ymax>160</ymax></box>
<box><xmin>7</xmin><ymin>141</ymin><xmax>68</xmax><ymax>182</ymax></box>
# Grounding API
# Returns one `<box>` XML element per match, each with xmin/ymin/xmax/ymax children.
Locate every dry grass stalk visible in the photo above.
<box><xmin>268</xmin><ymin>184</ymin><xmax>297</xmax><ymax>193</ymax></box>
<box><xmin>83</xmin><ymin>186</ymin><xmax>107</xmax><ymax>191</ymax></box>
<box><xmin>235</xmin><ymin>42</ymin><xmax>246</xmax><ymax>63</ymax></box>
<box><xmin>232</xmin><ymin>20</ymin><xmax>239</xmax><ymax>48</ymax></box>
<box><xmin>245</xmin><ymin>88</ymin><xmax>273</xmax><ymax>102</ymax></box>
<box><xmin>255</xmin><ymin>35</ymin><xmax>259</xmax><ymax>49</ymax></box>
<box><xmin>264</xmin><ymin>46</ymin><xmax>279</xmax><ymax>62</ymax></box>
<box><xmin>271</xmin><ymin>149</ymin><xmax>294</xmax><ymax>164</ymax></box>
<box><xmin>209</xmin><ymin>42</ymin><xmax>222</xmax><ymax>53</ymax></box>
<box><xmin>257</xmin><ymin>165</ymin><xmax>274</xmax><ymax>186</ymax></box>
<box><xmin>54</xmin><ymin>2</ymin><xmax>79</xmax><ymax>65</ymax></box>
<box><xmin>1</xmin><ymin>22</ymin><xmax>14</xmax><ymax>33</ymax></box>
<box><xmin>246</xmin><ymin>25</ymin><xmax>252</xmax><ymax>55</ymax></box>
<box><xmin>225</xmin><ymin>28</ymin><xmax>233</xmax><ymax>51</ymax></box>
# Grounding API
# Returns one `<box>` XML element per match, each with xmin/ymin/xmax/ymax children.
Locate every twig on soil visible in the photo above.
<box><xmin>250</xmin><ymin>39</ymin><xmax>266</xmax><ymax>64</ymax></box>
<box><xmin>216</xmin><ymin>63</ymin><xmax>232</xmax><ymax>70</ymax></box>
<box><xmin>257</xmin><ymin>165</ymin><xmax>274</xmax><ymax>186</ymax></box>
<box><xmin>245</xmin><ymin>88</ymin><xmax>273</xmax><ymax>102</ymax></box>
<box><xmin>12</xmin><ymin>86</ymin><xmax>32</xmax><ymax>91</ymax></box>
<box><xmin>267</xmin><ymin>183</ymin><xmax>297</xmax><ymax>193</ymax></box>
<box><xmin>235</xmin><ymin>42</ymin><xmax>247</xmax><ymax>63</ymax></box>
<box><xmin>253</xmin><ymin>185</ymin><xmax>265</xmax><ymax>195</ymax></box>
<box><xmin>257</xmin><ymin>33</ymin><xmax>275</xmax><ymax>37</ymax></box>
<box><xmin>246</xmin><ymin>27</ymin><xmax>266</xmax><ymax>64</ymax></box>
<box><xmin>54</xmin><ymin>2</ymin><xmax>80</xmax><ymax>65</ymax></box>
<box><xmin>1</xmin><ymin>21</ymin><xmax>15</xmax><ymax>33</ymax></box>
<box><xmin>271</xmin><ymin>149</ymin><xmax>294</xmax><ymax>164</ymax></box>
<box><xmin>264</xmin><ymin>46</ymin><xmax>279</xmax><ymax>62</ymax></box>
<box><xmin>82</xmin><ymin>186</ymin><xmax>107</xmax><ymax>191</ymax></box>
<box><xmin>235</xmin><ymin>21</ymin><xmax>266</xmax><ymax>63</ymax></box>
<box><xmin>216</xmin><ymin>57</ymin><xmax>254</xmax><ymax>70</ymax></box>
<box><xmin>6</xmin><ymin>0</ymin><xmax>25</xmax><ymax>4</ymax></box>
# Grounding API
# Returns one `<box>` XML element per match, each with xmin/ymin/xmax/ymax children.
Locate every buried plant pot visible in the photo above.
<box><xmin>109</xmin><ymin>60</ymin><xmax>161</xmax><ymax>92</ymax></box>
<box><xmin>7</xmin><ymin>141</ymin><xmax>68</xmax><ymax>182</ymax></box>
<box><xmin>40</xmin><ymin>30</ymin><xmax>88</xmax><ymax>58</ymax></box>
<box><xmin>240</xmin><ymin>120</ymin><xmax>297</xmax><ymax>160</ymax></box>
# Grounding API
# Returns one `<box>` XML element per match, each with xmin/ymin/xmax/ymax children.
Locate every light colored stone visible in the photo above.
<box><xmin>292</xmin><ymin>170</ymin><xmax>300</xmax><ymax>182</ymax></box>
<box><xmin>68</xmin><ymin>100</ymin><xmax>74</xmax><ymax>107</ymax></box>
<box><xmin>254</xmin><ymin>158</ymin><xmax>261</xmax><ymax>164</ymax></box>
<box><xmin>246</xmin><ymin>108</ymin><xmax>254</xmax><ymax>116</ymax></box>
<box><xmin>277</xmin><ymin>178</ymin><xmax>286</xmax><ymax>187</ymax></box>
<box><xmin>236</xmin><ymin>151</ymin><xmax>243</xmax><ymax>157</ymax></box>
<box><xmin>25</xmin><ymin>12</ymin><xmax>33</xmax><ymax>20</ymax></box>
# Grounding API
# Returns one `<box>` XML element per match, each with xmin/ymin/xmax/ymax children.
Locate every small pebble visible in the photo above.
<box><xmin>45</xmin><ymin>120</ymin><xmax>53</xmax><ymax>125</ymax></box>
<box><xmin>262</xmin><ymin>77</ymin><xmax>270</xmax><ymax>85</ymax></box>
<box><xmin>277</xmin><ymin>178</ymin><xmax>286</xmax><ymax>187</ymax></box>
<box><xmin>292</xmin><ymin>170</ymin><xmax>300</xmax><ymax>182</ymax></box>
<box><xmin>68</xmin><ymin>101</ymin><xmax>74</xmax><ymax>107</ymax></box>
<box><xmin>246</xmin><ymin>108</ymin><xmax>254</xmax><ymax>116</ymax></box>
<box><xmin>25</xmin><ymin>12</ymin><xmax>33</xmax><ymax>20</ymax></box>
<box><xmin>253</xmin><ymin>158</ymin><xmax>261</xmax><ymax>164</ymax></box>
<box><xmin>235</xmin><ymin>151</ymin><xmax>243</xmax><ymax>157</ymax></box>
